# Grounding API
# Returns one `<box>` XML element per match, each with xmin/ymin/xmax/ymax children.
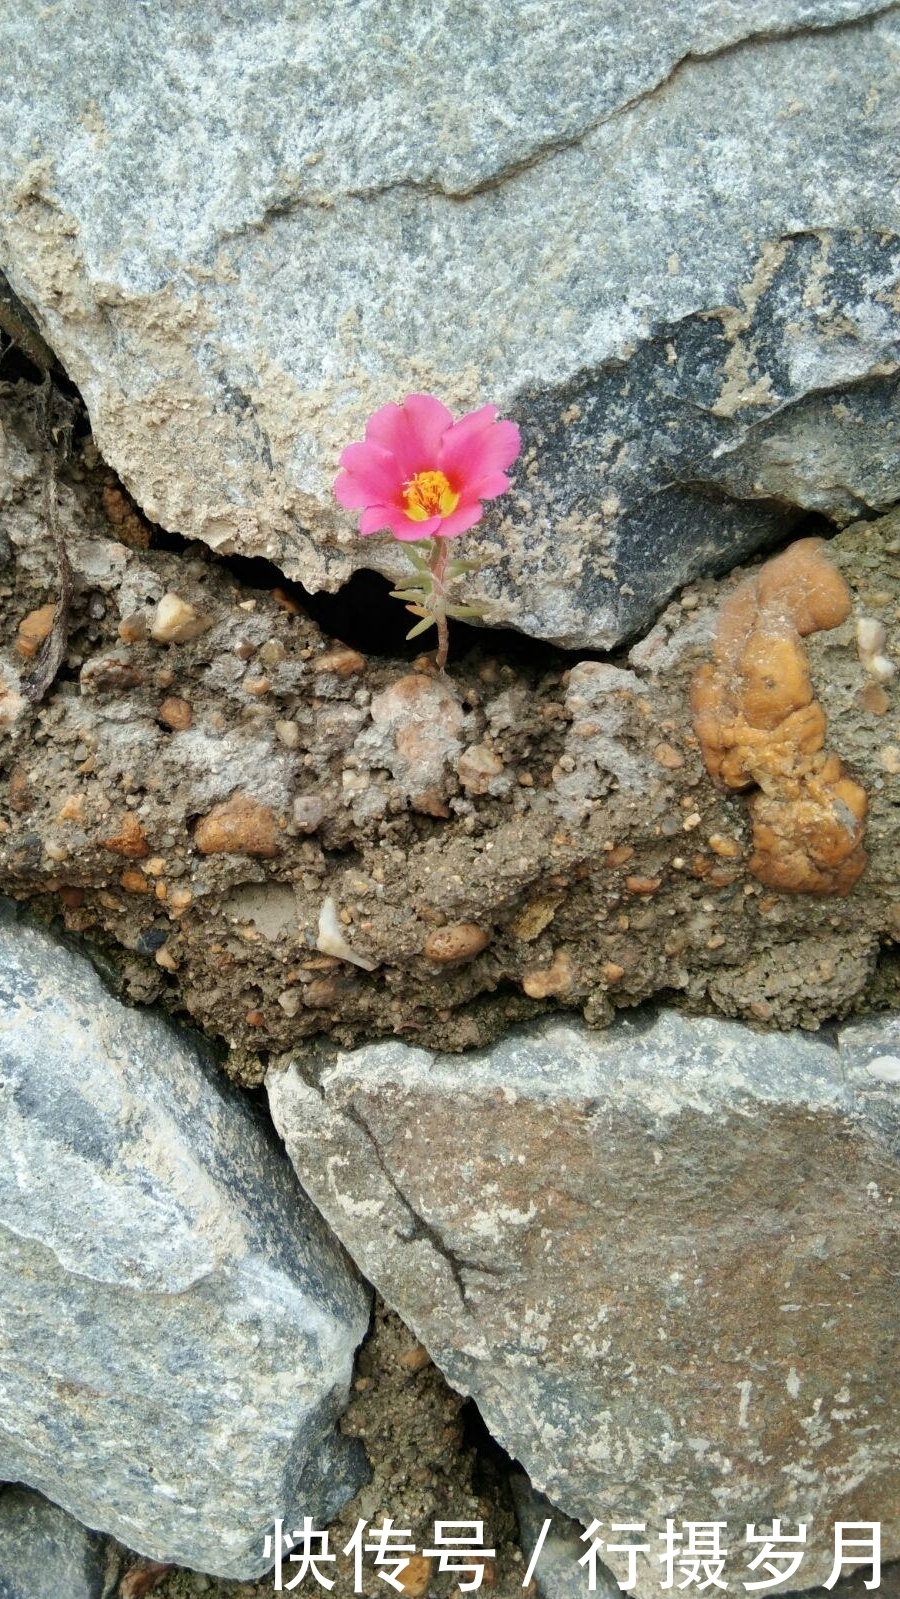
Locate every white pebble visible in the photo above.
<box><xmin>864</xmin><ymin>1055</ymin><xmax>900</xmax><ymax>1084</ymax></box>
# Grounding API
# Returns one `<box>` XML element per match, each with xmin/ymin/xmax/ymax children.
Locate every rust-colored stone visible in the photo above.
<box><xmin>194</xmin><ymin>793</ymin><xmax>281</xmax><ymax>858</ymax></box>
<box><xmin>102</xmin><ymin>813</ymin><xmax>150</xmax><ymax>860</ymax></box>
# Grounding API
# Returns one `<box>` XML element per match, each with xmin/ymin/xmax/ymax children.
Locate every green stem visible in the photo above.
<box><xmin>429</xmin><ymin>537</ymin><xmax>450</xmax><ymax>670</ymax></box>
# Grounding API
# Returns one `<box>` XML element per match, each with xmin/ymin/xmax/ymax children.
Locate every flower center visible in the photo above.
<box><xmin>402</xmin><ymin>470</ymin><xmax>460</xmax><ymax>522</ymax></box>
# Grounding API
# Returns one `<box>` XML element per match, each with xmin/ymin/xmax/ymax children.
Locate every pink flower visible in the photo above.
<box><xmin>334</xmin><ymin>393</ymin><xmax>521</xmax><ymax>541</ymax></box>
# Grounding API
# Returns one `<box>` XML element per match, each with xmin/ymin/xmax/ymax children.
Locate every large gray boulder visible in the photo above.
<box><xmin>269</xmin><ymin>1010</ymin><xmax>900</xmax><ymax>1596</ymax></box>
<box><xmin>1</xmin><ymin>4</ymin><xmax>899</xmax><ymax>645</ymax></box>
<box><xmin>0</xmin><ymin>908</ymin><xmax>371</xmax><ymax>1579</ymax></box>
<box><xmin>0</xmin><ymin>1488</ymin><xmax>119</xmax><ymax>1599</ymax></box>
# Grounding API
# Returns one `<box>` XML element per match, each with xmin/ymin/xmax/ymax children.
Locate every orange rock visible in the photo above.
<box><xmin>755</xmin><ymin>536</ymin><xmax>852</xmax><ymax>635</ymax></box>
<box><xmin>691</xmin><ymin>537</ymin><xmax>866</xmax><ymax>897</ymax></box>
<box><xmin>102</xmin><ymin>813</ymin><xmax>150</xmax><ymax>860</ymax></box>
<box><xmin>194</xmin><ymin>793</ymin><xmax>281</xmax><ymax>857</ymax></box>
<box><xmin>398</xmin><ymin>1556</ymin><xmax>433</xmax><ymax>1598</ymax></box>
<box><xmin>424</xmin><ymin>923</ymin><xmax>490</xmax><ymax>963</ymax></box>
<box><xmin>158</xmin><ymin>695</ymin><xmax>192</xmax><ymax>730</ymax></box>
<box><xmin>16</xmin><ymin>602</ymin><xmax>56</xmax><ymax>658</ymax></box>
<box><xmin>738</xmin><ymin>632</ymin><xmax>812</xmax><ymax>730</ymax></box>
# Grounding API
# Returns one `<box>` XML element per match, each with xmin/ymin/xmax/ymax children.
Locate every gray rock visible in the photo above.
<box><xmin>269</xmin><ymin>1010</ymin><xmax>900</xmax><ymax>1597</ymax></box>
<box><xmin>0</xmin><ymin>909</ymin><xmax>371</xmax><ymax>1579</ymax></box>
<box><xmin>0</xmin><ymin>1487</ymin><xmax>118</xmax><ymax>1599</ymax></box>
<box><xmin>1</xmin><ymin>5</ymin><xmax>900</xmax><ymax>645</ymax></box>
<box><xmin>509</xmin><ymin>1473</ymin><xmax>615</xmax><ymax>1599</ymax></box>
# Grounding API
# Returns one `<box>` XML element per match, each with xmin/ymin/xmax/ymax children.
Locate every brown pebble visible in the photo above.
<box><xmin>101</xmin><ymin>814</ymin><xmax>150</xmax><ymax>860</ymax></box>
<box><xmin>158</xmin><ymin>695</ymin><xmax>192</xmax><ymax>731</ymax></box>
<box><xmin>8</xmin><ymin>767</ymin><xmax>31</xmax><ymax>813</ymax></box>
<box><xmin>118</xmin><ymin>613</ymin><xmax>149</xmax><ymax>644</ymax></box>
<box><xmin>59</xmin><ymin>886</ymin><xmax>85</xmax><ymax>909</ymax></box>
<box><xmin>399</xmin><ymin>1556</ymin><xmax>433</xmax><ymax>1598</ymax></box>
<box><xmin>880</xmin><ymin>745</ymin><xmax>900</xmax><ymax>775</ymax></box>
<box><xmin>121</xmin><ymin>870</ymin><xmax>149</xmax><ymax>894</ymax></box>
<box><xmin>243</xmin><ymin>675</ymin><xmax>272</xmax><ymax>697</ymax></box>
<box><xmin>194</xmin><ymin>793</ymin><xmax>281</xmax><ymax>858</ymax></box>
<box><xmin>271</xmin><ymin>586</ymin><xmax>303</xmax><ymax>615</ymax></box>
<box><xmin>101</xmin><ymin>483</ymin><xmax>151</xmax><ymax>549</ymax></box>
<box><xmin>305</xmin><ymin>978</ymin><xmax>339</xmax><ymax>1007</ymax></box>
<box><xmin>16</xmin><ymin>603</ymin><xmax>56</xmax><ymax>658</ymax></box>
<box><xmin>602</xmin><ymin>961</ymin><xmax>626</xmax><ymax>983</ymax></box>
<box><xmin>397</xmin><ymin>1341</ymin><xmax>432</xmax><ymax>1373</ymax></box>
<box><xmin>79</xmin><ymin>654</ymin><xmax>145</xmax><ymax>695</ymax></box>
<box><xmin>522</xmin><ymin>948</ymin><xmax>574</xmax><ymax>998</ymax></box>
<box><xmin>602</xmin><ymin>843</ymin><xmax>634</xmax><ymax>868</ymax></box>
<box><xmin>313</xmin><ymin>646</ymin><xmax>366</xmax><ymax>678</ymax></box>
<box><xmin>625</xmin><ymin>874</ymin><xmax>661</xmax><ymax>896</ymax></box>
<box><xmin>859</xmin><ymin>681</ymin><xmax>890</xmax><ymax>716</ymax></box>
<box><xmin>653</xmin><ymin>741</ymin><xmax>684</xmax><ymax>769</ymax></box>
<box><xmin>424</xmin><ymin>923</ymin><xmax>490</xmax><ymax>963</ymax></box>
<box><xmin>245</xmin><ymin>1009</ymin><xmax>266</xmax><ymax>1027</ymax></box>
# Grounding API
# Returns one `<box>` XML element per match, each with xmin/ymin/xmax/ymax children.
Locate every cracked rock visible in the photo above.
<box><xmin>0</xmin><ymin>905</ymin><xmax>371</xmax><ymax>1579</ymax></box>
<box><xmin>268</xmin><ymin>1010</ymin><xmax>900</xmax><ymax>1596</ymax></box>
<box><xmin>1</xmin><ymin>8</ymin><xmax>900</xmax><ymax>644</ymax></box>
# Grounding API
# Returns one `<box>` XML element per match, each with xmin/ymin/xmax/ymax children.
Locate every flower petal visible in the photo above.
<box><xmin>337</xmin><ymin>440</ymin><xmax>405</xmax><ymax>504</ymax></box>
<box><xmin>383</xmin><ymin>509</ymin><xmax>443</xmax><ymax>541</ymax></box>
<box><xmin>357</xmin><ymin>504</ymin><xmax>394</xmax><ymax>535</ymax></box>
<box><xmin>365</xmin><ymin>393</ymin><xmax>454</xmax><ymax>477</ymax></box>
<box><xmin>438</xmin><ymin>407</ymin><xmax>521</xmax><ymax>492</ymax></box>
<box><xmin>470</xmin><ymin>470</ymin><xmax>512</xmax><ymax>502</ymax></box>
<box><xmin>437</xmin><ymin>501</ymin><xmax>485</xmax><ymax>538</ymax></box>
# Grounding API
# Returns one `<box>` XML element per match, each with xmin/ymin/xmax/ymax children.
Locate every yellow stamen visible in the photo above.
<box><xmin>402</xmin><ymin>470</ymin><xmax>459</xmax><ymax>522</ymax></box>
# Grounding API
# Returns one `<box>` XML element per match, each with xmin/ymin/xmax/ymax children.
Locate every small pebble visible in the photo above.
<box><xmin>424</xmin><ymin>924</ymin><xmax>489</xmax><ymax>963</ymax></box>
<box><xmin>150</xmin><ymin>592</ymin><xmax>211</xmax><ymax>644</ymax></box>
<box><xmin>195</xmin><ymin>793</ymin><xmax>281</xmax><ymax>857</ymax></box>
<box><xmin>16</xmin><ymin>602</ymin><xmax>56</xmax><ymax>658</ymax></box>
<box><xmin>158</xmin><ymin>695</ymin><xmax>192</xmax><ymax>731</ymax></box>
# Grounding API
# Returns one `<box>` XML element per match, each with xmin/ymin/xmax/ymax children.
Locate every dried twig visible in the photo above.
<box><xmin>0</xmin><ymin>268</ymin><xmax>63</xmax><ymax>376</ymax></box>
<box><xmin>20</xmin><ymin>378</ymin><xmax>75</xmax><ymax>704</ymax></box>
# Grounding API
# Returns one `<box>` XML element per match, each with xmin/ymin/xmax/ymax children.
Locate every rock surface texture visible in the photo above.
<box><xmin>0</xmin><ymin>908</ymin><xmax>371</xmax><ymax>1579</ymax></box>
<box><xmin>1</xmin><ymin>3</ymin><xmax>900</xmax><ymax>644</ymax></box>
<box><xmin>0</xmin><ymin>1487</ymin><xmax>119</xmax><ymax>1599</ymax></box>
<box><xmin>269</xmin><ymin>1011</ymin><xmax>900</xmax><ymax>1597</ymax></box>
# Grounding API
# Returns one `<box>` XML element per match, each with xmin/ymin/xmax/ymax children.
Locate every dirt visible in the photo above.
<box><xmin>1</xmin><ymin>376</ymin><xmax>899</xmax><ymax>1080</ymax></box>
